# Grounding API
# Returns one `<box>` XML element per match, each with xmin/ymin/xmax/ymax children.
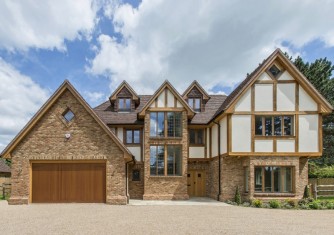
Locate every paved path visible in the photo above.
<box><xmin>1</xmin><ymin>200</ymin><xmax>333</xmax><ymax>235</ymax></box>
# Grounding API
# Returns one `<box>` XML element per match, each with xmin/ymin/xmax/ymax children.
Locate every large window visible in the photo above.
<box><xmin>150</xmin><ymin>145</ymin><xmax>182</xmax><ymax>176</ymax></box>
<box><xmin>254</xmin><ymin>166</ymin><xmax>293</xmax><ymax>193</ymax></box>
<box><xmin>118</xmin><ymin>98</ymin><xmax>131</xmax><ymax>111</ymax></box>
<box><xmin>125</xmin><ymin>129</ymin><xmax>141</xmax><ymax>144</ymax></box>
<box><xmin>189</xmin><ymin>129</ymin><xmax>205</xmax><ymax>145</ymax></box>
<box><xmin>188</xmin><ymin>98</ymin><xmax>201</xmax><ymax>112</ymax></box>
<box><xmin>150</xmin><ymin>112</ymin><xmax>182</xmax><ymax>138</ymax></box>
<box><xmin>255</xmin><ymin>116</ymin><xmax>293</xmax><ymax>136</ymax></box>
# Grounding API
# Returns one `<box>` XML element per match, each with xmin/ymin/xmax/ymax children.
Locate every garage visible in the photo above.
<box><xmin>32</xmin><ymin>162</ymin><xmax>106</xmax><ymax>203</ymax></box>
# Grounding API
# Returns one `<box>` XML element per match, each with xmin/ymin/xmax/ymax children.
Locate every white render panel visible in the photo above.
<box><xmin>299</xmin><ymin>86</ymin><xmax>317</xmax><ymax>111</ymax></box>
<box><xmin>257</xmin><ymin>72</ymin><xmax>272</xmax><ymax>81</ymax></box>
<box><xmin>276</xmin><ymin>139</ymin><xmax>295</xmax><ymax>152</ymax></box>
<box><xmin>189</xmin><ymin>147</ymin><xmax>205</xmax><ymax>158</ymax></box>
<box><xmin>220</xmin><ymin>117</ymin><xmax>227</xmax><ymax>154</ymax></box>
<box><xmin>167</xmin><ymin>89</ymin><xmax>175</xmax><ymax>107</ymax></box>
<box><xmin>128</xmin><ymin>147</ymin><xmax>141</xmax><ymax>161</ymax></box>
<box><xmin>231</xmin><ymin>115</ymin><xmax>251</xmax><ymax>152</ymax></box>
<box><xmin>206</xmin><ymin>127</ymin><xmax>210</xmax><ymax>157</ymax></box>
<box><xmin>299</xmin><ymin>115</ymin><xmax>318</xmax><ymax>152</ymax></box>
<box><xmin>277</xmin><ymin>83</ymin><xmax>295</xmax><ymax>111</ymax></box>
<box><xmin>278</xmin><ymin>71</ymin><xmax>294</xmax><ymax>80</ymax></box>
<box><xmin>235</xmin><ymin>89</ymin><xmax>251</xmax><ymax>111</ymax></box>
<box><xmin>157</xmin><ymin>92</ymin><xmax>165</xmax><ymax>107</ymax></box>
<box><xmin>255</xmin><ymin>84</ymin><xmax>273</xmax><ymax>111</ymax></box>
<box><xmin>254</xmin><ymin>140</ymin><xmax>273</xmax><ymax>152</ymax></box>
<box><xmin>212</xmin><ymin>124</ymin><xmax>218</xmax><ymax>157</ymax></box>
<box><xmin>117</xmin><ymin>127</ymin><xmax>123</xmax><ymax>143</ymax></box>
<box><xmin>176</xmin><ymin>100</ymin><xmax>183</xmax><ymax>108</ymax></box>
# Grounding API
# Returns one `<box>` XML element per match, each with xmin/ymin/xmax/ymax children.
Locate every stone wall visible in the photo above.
<box><xmin>220</xmin><ymin>156</ymin><xmax>245</xmax><ymax>201</ymax></box>
<box><xmin>9</xmin><ymin>90</ymin><xmax>127</xmax><ymax>205</ymax></box>
<box><xmin>208</xmin><ymin>158</ymin><xmax>219</xmax><ymax>200</ymax></box>
<box><xmin>247</xmin><ymin>156</ymin><xmax>308</xmax><ymax>201</ymax></box>
<box><xmin>128</xmin><ymin>162</ymin><xmax>144</xmax><ymax>199</ymax></box>
<box><xmin>143</xmin><ymin>111</ymin><xmax>189</xmax><ymax>200</ymax></box>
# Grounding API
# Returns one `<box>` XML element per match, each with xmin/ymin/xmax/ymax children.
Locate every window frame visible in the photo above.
<box><xmin>118</xmin><ymin>97</ymin><xmax>131</xmax><ymax>112</ymax></box>
<box><xmin>188</xmin><ymin>97</ymin><xmax>201</xmax><ymax>112</ymax></box>
<box><xmin>124</xmin><ymin>129</ymin><xmax>141</xmax><ymax>145</ymax></box>
<box><xmin>150</xmin><ymin>112</ymin><xmax>182</xmax><ymax>138</ymax></box>
<box><xmin>189</xmin><ymin>129</ymin><xmax>205</xmax><ymax>146</ymax></box>
<box><xmin>62</xmin><ymin>108</ymin><xmax>75</xmax><ymax>123</ymax></box>
<box><xmin>254</xmin><ymin>166</ymin><xmax>294</xmax><ymax>194</ymax></box>
<box><xmin>255</xmin><ymin>115</ymin><xmax>294</xmax><ymax>137</ymax></box>
<box><xmin>150</xmin><ymin>145</ymin><xmax>182</xmax><ymax>177</ymax></box>
<box><xmin>132</xmin><ymin>169</ymin><xmax>140</xmax><ymax>181</ymax></box>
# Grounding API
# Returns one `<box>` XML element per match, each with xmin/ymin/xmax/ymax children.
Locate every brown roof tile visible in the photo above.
<box><xmin>94</xmin><ymin>94</ymin><xmax>226</xmax><ymax>125</ymax></box>
<box><xmin>190</xmin><ymin>95</ymin><xmax>227</xmax><ymax>124</ymax></box>
<box><xmin>94</xmin><ymin>95</ymin><xmax>152</xmax><ymax>125</ymax></box>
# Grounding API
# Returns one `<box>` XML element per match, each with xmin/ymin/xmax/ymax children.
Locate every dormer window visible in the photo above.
<box><xmin>118</xmin><ymin>98</ymin><xmax>131</xmax><ymax>112</ymax></box>
<box><xmin>188</xmin><ymin>98</ymin><xmax>201</xmax><ymax>112</ymax></box>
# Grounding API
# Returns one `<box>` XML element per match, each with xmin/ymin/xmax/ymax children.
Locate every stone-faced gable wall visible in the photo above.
<box><xmin>9</xmin><ymin>90</ymin><xmax>127</xmax><ymax>205</ymax></box>
<box><xmin>143</xmin><ymin>111</ymin><xmax>189</xmax><ymax>200</ymax></box>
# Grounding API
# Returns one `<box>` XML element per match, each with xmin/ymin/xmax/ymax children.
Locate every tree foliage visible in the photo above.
<box><xmin>286</xmin><ymin>53</ymin><xmax>334</xmax><ymax>165</ymax></box>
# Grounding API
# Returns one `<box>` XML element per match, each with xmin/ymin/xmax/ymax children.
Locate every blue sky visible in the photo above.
<box><xmin>1</xmin><ymin>0</ymin><xmax>334</xmax><ymax>151</ymax></box>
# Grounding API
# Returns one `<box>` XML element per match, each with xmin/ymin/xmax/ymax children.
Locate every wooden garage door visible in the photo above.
<box><xmin>32</xmin><ymin>163</ymin><xmax>106</xmax><ymax>203</ymax></box>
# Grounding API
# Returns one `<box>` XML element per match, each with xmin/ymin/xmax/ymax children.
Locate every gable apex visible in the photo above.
<box><xmin>182</xmin><ymin>80</ymin><xmax>210</xmax><ymax>100</ymax></box>
<box><xmin>212</xmin><ymin>48</ymin><xmax>333</xmax><ymax>121</ymax></box>
<box><xmin>138</xmin><ymin>80</ymin><xmax>195</xmax><ymax>118</ymax></box>
<box><xmin>109</xmin><ymin>80</ymin><xmax>139</xmax><ymax>102</ymax></box>
<box><xmin>1</xmin><ymin>80</ymin><xmax>133</xmax><ymax>159</ymax></box>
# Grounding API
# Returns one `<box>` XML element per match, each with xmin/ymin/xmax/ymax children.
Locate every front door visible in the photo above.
<box><xmin>187</xmin><ymin>170</ymin><xmax>206</xmax><ymax>197</ymax></box>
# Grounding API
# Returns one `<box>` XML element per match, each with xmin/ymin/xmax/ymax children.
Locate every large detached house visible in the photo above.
<box><xmin>1</xmin><ymin>49</ymin><xmax>332</xmax><ymax>204</ymax></box>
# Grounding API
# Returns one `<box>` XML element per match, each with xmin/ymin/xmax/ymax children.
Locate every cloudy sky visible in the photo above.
<box><xmin>1</xmin><ymin>0</ymin><xmax>334</xmax><ymax>151</ymax></box>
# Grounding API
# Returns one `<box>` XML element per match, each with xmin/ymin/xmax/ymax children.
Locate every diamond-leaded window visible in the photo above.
<box><xmin>63</xmin><ymin>109</ymin><xmax>74</xmax><ymax>122</ymax></box>
<box><xmin>268</xmin><ymin>65</ymin><xmax>281</xmax><ymax>78</ymax></box>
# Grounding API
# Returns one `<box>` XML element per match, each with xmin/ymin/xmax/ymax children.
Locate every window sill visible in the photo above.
<box><xmin>254</xmin><ymin>136</ymin><xmax>295</xmax><ymax>139</ymax></box>
<box><xmin>254</xmin><ymin>193</ymin><xmax>295</xmax><ymax>197</ymax></box>
<box><xmin>189</xmin><ymin>144</ymin><xmax>205</xmax><ymax>147</ymax></box>
<box><xmin>149</xmin><ymin>176</ymin><xmax>183</xmax><ymax>178</ymax></box>
<box><xmin>149</xmin><ymin>137</ymin><xmax>183</xmax><ymax>140</ymax></box>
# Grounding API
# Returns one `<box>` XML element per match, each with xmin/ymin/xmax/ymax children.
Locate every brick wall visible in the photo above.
<box><xmin>143</xmin><ymin>111</ymin><xmax>189</xmax><ymax>200</ymax></box>
<box><xmin>128</xmin><ymin>162</ymin><xmax>144</xmax><ymax>199</ymax></box>
<box><xmin>9</xmin><ymin>90</ymin><xmax>127</xmax><ymax>205</ymax></box>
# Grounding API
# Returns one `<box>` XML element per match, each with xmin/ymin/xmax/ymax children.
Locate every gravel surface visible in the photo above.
<box><xmin>0</xmin><ymin>200</ymin><xmax>333</xmax><ymax>235</ymax></box>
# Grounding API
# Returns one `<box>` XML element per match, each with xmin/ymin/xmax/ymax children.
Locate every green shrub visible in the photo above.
<box><xmin>252</xmin><ymin>199</ymin><xmax>262</xmax><ymax>208</ymax></box>
<box><xmin>234</xmin><ymin>186</ymin><xmax>241</xmax><ymax>205</ymax></box>
<box><xmin>309</xmin><ymin>201</ymin><xmax>321</xmax><ymax>209</ymax></box>
<box><xmin>269</xmin><ymin>200</ymin><xmax>280</xmax><ymax>208</ymax></box>
<box><xmin>308</xmin><ymin>162</ymin><xmax>334</xmax><ymax>178</ymax></box>
<box><xmin>303</xmin><ymin>185</ymin><xmax>311</xmax><ymax>199</ymax></box>
<box><xmin>285</xmin><ymin>199</ymin><xmax>296</xmax><ymax>208</ymax></box>
<box><xmin>326</xmin><ymin>203</ymin><xmax>334</xmax><ymax>209</ymax></box>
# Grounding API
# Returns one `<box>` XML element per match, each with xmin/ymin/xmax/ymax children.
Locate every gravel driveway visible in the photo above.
<box><xmin>0</xmin><ymin>200</ymin><xmax>333</xmax><ymax>235</ymax></box>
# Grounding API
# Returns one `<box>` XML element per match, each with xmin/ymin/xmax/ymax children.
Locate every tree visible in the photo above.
<box><xmin>286</xmin><ymin>53</ymin><xmax>334</xmax><ymax>165</ymax></box>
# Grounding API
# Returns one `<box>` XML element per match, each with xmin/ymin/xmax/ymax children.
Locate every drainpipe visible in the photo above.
<box><xmin>213</xmin><ymin>121</ymin><xmax>221</xmax><ymax>201</ymax></box>
<box><xmin>125</xmin><ymin>155</ymin><xmax>136</xmax><ymax>203</ymax></box>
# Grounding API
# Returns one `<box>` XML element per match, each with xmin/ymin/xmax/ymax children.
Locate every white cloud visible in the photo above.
<box><xmin>0</xmin><ymin>0</ymin><xmax>100</xmax><ymax>51</ymax></box>
<box><xmin>84</xmin><ymin>91</ymin><xmax>105</xmax><ymax>103</ymax></box>
<box><xmin>0</xmin><ymin>58</ymin><xmax>49</xmax><ymax>152</ymax></box>
<box><xmin>88</xmin><ymin>0</ymin><xmax>334</xmax><ymax>94</ymax></box>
